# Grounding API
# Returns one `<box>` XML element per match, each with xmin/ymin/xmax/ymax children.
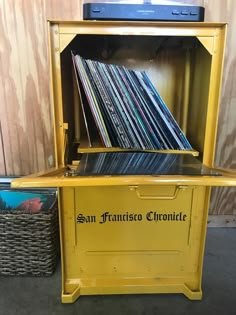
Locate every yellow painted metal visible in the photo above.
<box><xmin>46</xmin><ymin>20</ymin><xmax>228</xmax><ymax>165</ymax></box>
<box><xmin>57</xmin><ymin>21</ymin><xmax>224</xmax><ymax>37</ymax></box>
<box><xmin>12</xmin><ymin>21</ymin><xmax>236</xmax><ymax>303</ymax></box>
<box><xmin>59</xmin><ymin>34</ymin><xmax>77</xmax><ymax>53</ymax></box>
<box><xmin>48</xmin><ymin>22</ymin><xmax>68</xmax><ymax>168</ymax></box>
<box><xmin>197</xmin><ymin>36</ymin><xmax>215</xmax><ymax>55</ymax></box>
<box><xmin>187</xmin><ymin>42</ymin><xmax>211</xmax><ymax>155</ymax></box>
<box><xmin>58</xmin><ymin>184</ymin><xmax>205</xmax><ymax>302</ymax></box>
<box><xmin>11</xmin><ymin>169</ymin><xmax>236</xmax><ymax>188</ymax></box>
<box><xmin>78</xmin><ymin>146</ymin><xmax>199</xmax><ymax>156</ymax></box>
<box><xmin>202</xmin><ymin>26</ymin><xmax>227</xmax><ymax>166</ymax></box>
<box><xmin>182</xmin><ymin>49</ymin><xmax>191</xmax><ymax>134</ymax></box>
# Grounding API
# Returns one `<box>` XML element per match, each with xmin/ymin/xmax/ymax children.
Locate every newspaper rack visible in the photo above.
<box><xmin>12</xmin><ymin>21</ymin><xmax>236</xmax><ymax>303</ymax></box>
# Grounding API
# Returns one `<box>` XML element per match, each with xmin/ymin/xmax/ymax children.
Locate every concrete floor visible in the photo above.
<box><xmin>0</xmin><ymin>228</ymin><xmax>235</xmax><ymax>315</ymax></box>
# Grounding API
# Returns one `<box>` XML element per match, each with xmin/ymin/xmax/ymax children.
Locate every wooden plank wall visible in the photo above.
<box><xmin>0</xmin><ymin>0</ymin><xmax>53</xmax><ymax>175</ymax></box>
<box><xmin>203</xmin><ymin>0</ymin><xmax>236</xmax><ymax>215</ymax></box>
<box><xmin>0</xmin><ymin>0</ymin><xmax>235</xmax><ymax>214</ymax></box>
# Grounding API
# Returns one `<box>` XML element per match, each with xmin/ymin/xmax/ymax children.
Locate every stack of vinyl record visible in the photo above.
<box><xmin>72</xmin><ymin>53</ymin><xmax>192</xmax><ymax>151</ymax></box>
<box><xmin>76</xmin><ymin>152</ymin><xmax>219</xmax><ymax>177</ymax></box>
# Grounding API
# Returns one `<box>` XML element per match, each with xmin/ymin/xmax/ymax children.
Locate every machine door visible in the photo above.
<box><xmin>11</xmin><ymin>152</ymin><xmax>236</xmax><ymax>188</ymax></box>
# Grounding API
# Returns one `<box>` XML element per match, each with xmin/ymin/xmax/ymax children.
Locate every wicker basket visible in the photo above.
<box><xmin>0</xmin><ymin>205</ymin><xmax>59</xmax><ymax>276</ymax></box>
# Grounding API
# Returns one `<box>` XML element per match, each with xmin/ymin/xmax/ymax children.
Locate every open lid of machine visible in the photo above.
<box><xmin>75</xmin><ymin>152</ymin><xmax>220</xmax><ymax>176</ymax></box>
<box><xmin>11</xmin><ymin>152</ymin><xmax>236</xmax><ymax>188</ymax></box>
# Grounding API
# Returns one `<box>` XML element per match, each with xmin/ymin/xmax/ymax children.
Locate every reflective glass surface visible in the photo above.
<box><xmin>75</xmin><ymin>152</ymin><xmax>221</xmax><ymax>176</ymax></box>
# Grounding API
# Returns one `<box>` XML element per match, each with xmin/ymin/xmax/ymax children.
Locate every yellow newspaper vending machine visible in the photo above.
<box><xmin>12</xmin><ymin>21</ymin><xmax>236</xmax><ymax>303</ymax></box>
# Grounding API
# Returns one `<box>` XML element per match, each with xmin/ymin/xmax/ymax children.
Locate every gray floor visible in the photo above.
<box><xmin>0</xmin><ymin>228</ymin><xmax>235</xmax><ymax>315</ymax></box>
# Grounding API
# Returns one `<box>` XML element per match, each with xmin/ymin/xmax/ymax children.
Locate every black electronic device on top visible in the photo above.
<box><xmin>83</xmin><ymin>2</ymin><xmax>205</xmax><ymax>22</ymax></box>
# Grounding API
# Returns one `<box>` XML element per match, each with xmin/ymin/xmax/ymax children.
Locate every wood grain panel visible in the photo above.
<box><xmin>46</xmin><ymin>0</ymin><xmax>82</xmax><ymax>20</ymax></box>
<box><xmin>163</xmin><ymin>0</ymin><xmax>204</xmax><ymax>4</ymax></box>
<box><xmin>203</xmin><ymin>0</ymin><xmax>236</xmax><ymax>214</ymax></box>
<box><xmin>0</xmin><ymin>0</ymin><xmax>54</xmax><ymax>175</ymax></box>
